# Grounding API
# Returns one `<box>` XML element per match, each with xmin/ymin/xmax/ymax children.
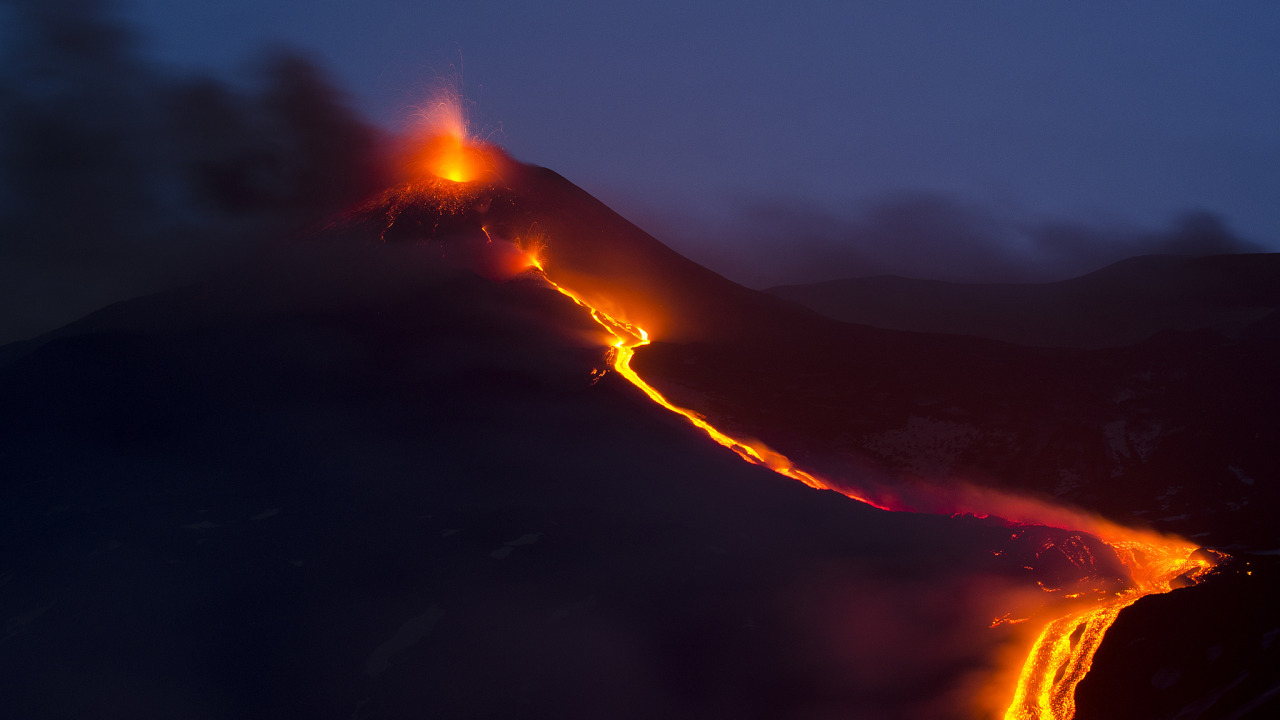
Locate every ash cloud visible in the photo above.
<box><xmin>0</xmin><ymin>0</ymin><xmax>386</xmax><ymax>344</ymax></box>
<box><xmin>654</xmin><ymin>192</ymin><xmax>1264</xmax><ymax>289</ymax></box>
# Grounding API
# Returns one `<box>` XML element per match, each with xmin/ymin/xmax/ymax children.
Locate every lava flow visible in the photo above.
<box><xmin>1001</xmin><ymin>539</ymin><xmax>1218</xmax><ymax>719</ymax></box>
<box><xmin>518</xmin><ymin>245</ymin><xmax>1216</xmax><ymax>719</ymax></box>
<box><xmin>520</xmin><ymin>250</ymin><xmax>893</xmax><ymax>508</ymax></box>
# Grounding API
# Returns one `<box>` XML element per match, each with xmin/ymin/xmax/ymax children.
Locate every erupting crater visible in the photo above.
<box><xmin>396</xmin><ymin>90</ymin><xmax>512</xmax><ymax>196</ymax></box>
<box><xmin>407</xmin><ymin>131</ymin><xmax>502</xmax><ymax>185</ymax></box>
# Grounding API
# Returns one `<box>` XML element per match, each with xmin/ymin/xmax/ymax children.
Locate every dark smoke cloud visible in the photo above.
<box><xmin>0</xmin><ymin>0</ymin><xmax>386</xmax><ymax>344</ymax></box>
<box><xmin>646</xmin><ymin>192</ymin><xmax>1264</xmax><ymax>289</ymax></box>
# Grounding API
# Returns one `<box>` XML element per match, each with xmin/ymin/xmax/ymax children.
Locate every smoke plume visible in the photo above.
<box><xmin>0</xmin><ymin>0</ymin><xmax>386</xmax><ymax>344</ymax></box>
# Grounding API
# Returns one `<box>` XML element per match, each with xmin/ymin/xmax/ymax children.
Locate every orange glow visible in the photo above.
<box><xmin>1001</xmin><ymin>536</ymin><xmax>1215</xmax><ymax>719</ymax></box>
<box><xmin>523</xmin><ymin>248</ymin><xmax>891</xmax><ymax>511</ymax></box>
<box><xmin>401</xmin><ymin>89</ymin><xmax>503</xmax><ymax>185</ymax></box>
<box><xmin>411</xmin><ymin>132</ymin><xmax>493</xmax><ymax>184</ymax></box>
<box><xmin>518</xmin><ymin>244</ymin><xmax>1220</xmax><ymax>720</ymax></box>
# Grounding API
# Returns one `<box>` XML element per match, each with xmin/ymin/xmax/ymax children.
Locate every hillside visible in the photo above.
<box><xmin>766</xmin><ymin>253</ymin><xmax>1280</xmax><ymax>349</ymax></box>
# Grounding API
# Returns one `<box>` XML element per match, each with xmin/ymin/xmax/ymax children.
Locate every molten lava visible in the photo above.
<box><xmin>517</xmin><ymin>244</ymin><xmax>1218</xmax><ymax>720</ymax></box>
<box><xmin>409</xmin><ymin>132</ymin><xmax>496</xmax><ymax>184</ymax></box>
<box><xmin>1001</xmin><ymin>535</ymin><xmax>1216</xmax><ymax>719</ymax></box>
<box><xmin>522</xmin><ymin>249</ymin><xmax>891</xmax><ymax>511</ymax></box>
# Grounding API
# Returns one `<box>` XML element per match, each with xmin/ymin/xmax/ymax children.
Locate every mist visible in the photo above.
<box><xmin>0</xmin><ymin>0</ymin><xmax>385</xmax><ymax>345</ymax></box>
<box><xmin>633</xmin><ymin>193</ymin><xmax>1264</xmax><ymax>289</ymax></box>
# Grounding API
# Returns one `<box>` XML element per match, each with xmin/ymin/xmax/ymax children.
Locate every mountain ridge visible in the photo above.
<box><xmin>765</xmin><ymin>252</ymin><xmax>1280</xmax><ymax>349</ymax></box>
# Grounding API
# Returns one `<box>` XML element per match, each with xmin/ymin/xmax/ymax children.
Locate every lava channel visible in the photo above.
<box><xmin>517</xmin><ymin>247</ymin><xmax>1217</xmax><ymax>720</ymax></box>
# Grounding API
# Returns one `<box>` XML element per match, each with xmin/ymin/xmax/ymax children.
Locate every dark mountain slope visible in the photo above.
<box><xmin>765</xmin><ymin>253</ymin><xmax>1280</xmax><ymax>349</ymax></box>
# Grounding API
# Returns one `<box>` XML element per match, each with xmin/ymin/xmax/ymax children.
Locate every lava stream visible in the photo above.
<box><xmin>1002</xmin><ymin>539</ymin><xmax>1214</xmax><ymax>719</ymax></box>
<box><xmin>524</xmin><ymin>256</ymin><xmax>889</xmax><ymax>509</ymax></box>
<box><xmin>520</xmin><ymin>255</ymin><xmax>1213</xmax><ymax>720</ymax></box>
<box><xmin>1005</xmin><ymin>598</ymin><xmax>1134</xmax><ymax>719</ymax></box>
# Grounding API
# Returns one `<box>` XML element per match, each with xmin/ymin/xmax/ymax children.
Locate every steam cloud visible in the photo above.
<box><xmin>0</xmin><ymin>0</ymin><xmax>385</xmax><ymax>344</ymax></box>
<box><xmin>648</xmin><ymin>193</ymin><xmax>1263</xmax><ymax>289</ymax></box>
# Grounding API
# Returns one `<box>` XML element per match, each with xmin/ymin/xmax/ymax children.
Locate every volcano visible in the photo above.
<box><xmin>3</xmin><ymin>134</ymin><xmax>1278</xmax><ymax>719</ymax></box>
<box><xmin>340</xmin><ymin>146</ymin><xmax>1280</xmax><ymax>550</ymax></box>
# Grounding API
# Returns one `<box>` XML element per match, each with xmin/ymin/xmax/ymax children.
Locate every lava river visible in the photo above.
<box><xmin>375</xmin><ymin>111</ymin><xmax>1221</xmax><ymax>718</ymax></box>
<box><xmin>518</xmin><ymin>245</ymin><xmax>1216</xmax><ymax>720</ymax></box>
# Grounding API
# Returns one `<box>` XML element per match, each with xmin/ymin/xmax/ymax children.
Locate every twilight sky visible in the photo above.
<box><xmin>110</xmin><ymin>1</ymin><xmax>1280</xmax><ymax>283</ymax></box>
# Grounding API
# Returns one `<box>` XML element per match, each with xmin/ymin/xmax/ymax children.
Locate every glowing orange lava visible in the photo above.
<box><xmin>1001</xmin><ymin>536</ymin><xmax>1215</xmax><ymax>719</ymax></box>
<box><xmin>411</xmin><ymin>132</ymin><xmax>492</xmax><ymax>183</ymax></box>
<box><xmin>522</xmin><ymin>250</ymin><xmax>891</xmax><ymax>510</ymax></box>
<box><xmin>517</xmin><ymin>245</ymin><xmax>1218</xmax><ymax>720</ymax></box>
